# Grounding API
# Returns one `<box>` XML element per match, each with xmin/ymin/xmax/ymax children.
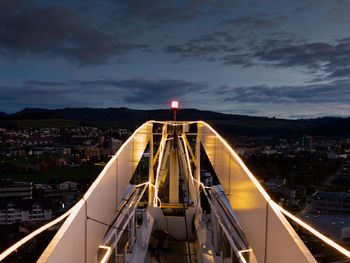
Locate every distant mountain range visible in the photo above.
<box><xmin>0</xmin><ymin>107</ymin><xmax>349</xmax><ymax>137</ymax></box>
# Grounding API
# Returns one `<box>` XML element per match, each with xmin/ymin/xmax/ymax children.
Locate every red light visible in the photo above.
<box><xmin>171</xmin><ymin>100</ymin><xmax>179</xmax><ymax>110</ymax></box>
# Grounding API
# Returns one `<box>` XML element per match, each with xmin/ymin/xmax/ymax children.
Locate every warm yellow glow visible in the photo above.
<box><xmin>98</xmin><ymin>245</ymin><xmax>112</xmax><ymax>263</ymax></box>
<box><xmin>150</xmin><ymin>120</ymin><xmax>198</xmax><ymax>126</ymax></box>
<box><xmin>182</xmin><ymin>134</ymin><xmax>197</xmax><ymax>165</ymax></box>
<box><xmin>152</xmin><ymin>143</ymin><xmax>161</xmax><ymax>166</ymax></box>
<box><xmin>135</xmin><ymin>181</ymin><xmax>149</xmax><ymax>188</ymax></box>
<box><xmin>272</xmin><ymin>201</ymin><xmax>350</xmax><ymax>258</ymax></box>
<box><xmin>178</xmin><ymin>134</ymin><xmax>209</xmax><ymax>191</ymax></box>
<box><xmin>199</xmin><ymin>121</ymin><xmax>350</xmax><ymax>259</ymax></box>
<box><xmin>0</xmin><ymin>207</ymin><xmax>73</xmax><ymax>261</ymax></box>
<box><xmin>199</xmin><ymin>121</ymin><xmax>271</xmax><ymax>202</ymax></box>
<box><xmin>84</xmin><ymin>121</ymin><xmax>152</xmax><ymax>199</ymax></box>
<box><xmin>148</xmin><ymin>182</ymin><xmax>162</xmax><ymax>207</ymax></box>
<box><xmin>179</xmin><ymin>135</ymin><xmax>197</xmax><ymax>203</ymax></box>
<box><xmin>238</xmin><ymin>249</ymin><xmax>252</xmax><ymax>263</ymax></box>
<box><xmin>180</xmin><ymin>135</ymin><xmax>194</xmax><ymax>178</ymax></box>
<box><xmin>1</xmin><ymin>122</ymin><xmax>153</xmax><ymax>261</ymax></box>
<box><xmin>10</xmin><ymin>120</ymin><xmax>348</xmax><ymax>262</ymax></box>
<box><xmin>153</xmin><ymin>124</ymin><xmax>168</xmax><ymax>206</ymax></box>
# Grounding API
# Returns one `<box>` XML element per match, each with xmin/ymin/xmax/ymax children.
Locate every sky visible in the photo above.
<box><xmin>0</xmin><ymin>0</ymin><xmax>350</xmax><ymax>118</ymax></box>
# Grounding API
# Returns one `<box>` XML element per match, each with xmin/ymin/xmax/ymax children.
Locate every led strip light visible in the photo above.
<box><xmin>273</xmin><ymin>201</ymin><xmax>350</xmax><ymax>258</ymax></box>
<box><xmin>98</xmin><ymin>245</ymin><xmax>112</xmax><ymax>263</ymax></box>
<box><xmin>0</xmin><ymin>207</ymin><xmax>73</xmax><ymax>261</ymax></box>
<box><xmin>200</xmin><ymin>121</ymin><xmax>350</xmax><ymax>259</ymax></box>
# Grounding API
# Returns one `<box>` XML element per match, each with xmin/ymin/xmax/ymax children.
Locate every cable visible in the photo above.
<box><xmin>177</xmin><ymin>138</ymin><xmax>193</xmax><ymax>263</ymax></box>
<box><xmin>0</xmin><ymin>206</ymin><xmax>73</xmax><ymax>261</ymax></box>
<box><xmin>181</xmin><ymin>181</ymin><xmax>192</xmax><ymax>263</ymax></box>
<box><xmin>87</xmin><ymin>216</ymin><xmax>126</xmax><ymax>232</ymax></box>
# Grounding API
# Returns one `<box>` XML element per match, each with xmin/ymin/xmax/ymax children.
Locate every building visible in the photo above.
<box><xmin>110</xmin><ymin>138</ymin><xmax>122</xmax><ymax>152</ymax></box>
<box><xmin>0</xmin><ymin>201</ymin><xmax>52</xmax><ymax>225</ymax></box>
<box><xmin>300</xmin><ymin>214</ymin><xmax>350</xmax><ymax>243</ymax></box>
<box><xmin>58</xmin><ymin>181</ymin><xmax>78</xmax><ymax>192</ymax></box>
<box><xmin>311</xmin><ymin>191</ymin><xmax>350</xmax><ymax>215</ymax></box>
<box><xmin>0</xmin><ymin>180</ymin><xmax>33</xmax><ymax>199</ymax></box>
<box><xmin>83</xmin><ymin>147</ymin><xmax>100</xmax><ymax>159</ymax></box>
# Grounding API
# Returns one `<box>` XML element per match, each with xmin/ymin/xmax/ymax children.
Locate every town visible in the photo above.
<box><xmin>0</xmin><ymin>125</ymin><xmax>349</xmax><ymax>261</ymax></box>
<box><xmin>0</xmin><ymin>126</ymin><xmax>130</xmax><ymax>257</ymax></box>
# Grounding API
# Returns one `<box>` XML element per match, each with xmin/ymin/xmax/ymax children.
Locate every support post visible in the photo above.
<box><xmin>169</xmin><ymin>150</ymin><xmax>179</xmax><ymax>203</ymax></box>
<box><xmin>212</xmin><ymin>211</ymin><xmax>220</xmax><ymax>255</ymax></box>
<box><xmin>195</xmin><ymin>123</ymin><xmax>201</xmax><ymax>190</ymax></box>
<box><xmin>148</xmin><ymin>124</ymin><xmax>154</xmax><ymax>205</ymax></box>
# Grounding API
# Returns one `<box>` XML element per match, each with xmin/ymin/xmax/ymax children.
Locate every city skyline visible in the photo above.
<box><xmin>1</xmin><ymin>0</ymin><xmax>350</xmax><ymax>118</ymax></box>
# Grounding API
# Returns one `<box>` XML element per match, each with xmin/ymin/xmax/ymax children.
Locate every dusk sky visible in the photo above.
<box><xmin>1</xmin><ymin>0</ymin><xmax>350</xmax><ymax>118</ymax></box>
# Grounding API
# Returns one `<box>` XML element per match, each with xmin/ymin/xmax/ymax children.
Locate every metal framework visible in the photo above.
<box><xmin>1</xmin><ymin>121</ymin><xmax>349</xmax><ymax>263</ymax></box>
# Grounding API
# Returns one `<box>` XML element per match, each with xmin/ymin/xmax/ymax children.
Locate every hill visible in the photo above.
<box><xmin>0</xmin><ymin>107</ymin><xmax>348</xmax><ymax>137</ymax></box>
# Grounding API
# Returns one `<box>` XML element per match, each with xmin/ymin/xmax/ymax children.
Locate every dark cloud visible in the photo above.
<box><xmin>329</xmin><ymin>0</ymin><xmax>350</xmax><ymax>22</ymax></box>
<box><xmin>0</xmin><ymin>1</ymin><xmax>146</xmax><ymax>64</ymax></box>
<box><xmin>25</xmin><ymin>80</ymin><xmax>71</xmax><ymax>86</ymax></box>
<box><xmin>114</xmin><ymin>79</ymin><xmax>206</xmax><ymax>104</ymax></box>
<box><xmin>328</xmin><ymin>67</ymin><xmax>350</xmax><ymax>79</ymax></box>
<box><xmin>217</xmin><ymin>81</ymin><xmax>350</xmax><ymax>104</ymax></box>
<box><xmin>164</xmin><ymin>29</ymin><xmax>350</xmax><ymax>81</ymax></box>
<box><xmin>221</xmin><ymin>53</ymin><xmax>253</xmax><ymax>66</ymax></box>
<box><xmin>0</xmin><ymin>85</ymin><xmax>82</xmax><ymax>112</ymax></box>
<box><xmin>222</xmin><ymin>16</ymin><xmax>277</xmax><ymax>29</ymax></box>
<box><xmin>114</xmin><ymin>0</ymin><xmax>233</xmax><ymax>24</ymax></box>
<box><xmin>72</xmin><ymin>78</ymin><xmax>207</xmax><ymax>104</ymax></box>
<box><xmin>253</xmin><ymin>42</ymin><xmax>331</xmax><ymax>69</ymax></box>
<box><xmin>164</xmin><ymin>31</ymin><xmax>241</xmax><ymax>62</ymax></box>
<box><xmin>251</xmin><ymin>37</ymin><xmax>350</xmax><ymax>81</ymax></box>
<box><xmin>0</xmin><ymin>78</ymin><xmax>207</xmax><ymax>112</ymax></box>
<box><xmin>163</xmin><ymin>31</ymin><xmax>303</xmax><ymax>65</ymax></box>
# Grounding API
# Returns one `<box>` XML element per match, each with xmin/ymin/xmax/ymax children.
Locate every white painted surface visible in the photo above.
<box><xmin>39</xmin><ymin>121</ymin><xmax>316</xmax><ymax>263</ymax></box>
<box><xmin>39</xmin><ymin>122</ymin><xmax>151</xmax><ymax>263</ymax></box>
<box><xmin>199</xmin><ymin>122</ymin><xmax>315</xmax><ymax>263</ymax></box>
<box><xmin>38</xmin><ymin>200</ymin><xmax>86</xmax><ymax>263</ymax></box>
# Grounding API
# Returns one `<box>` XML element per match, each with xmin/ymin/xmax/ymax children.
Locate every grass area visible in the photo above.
<box><xmin>0</xmin><ymin>166</ymin><xmax>103</xmax><ymax>183</ymax></box>
<box><xmin>15</xmin><ymin>119</ymin><xmax>79</xmax><ymax>128</ymax></box>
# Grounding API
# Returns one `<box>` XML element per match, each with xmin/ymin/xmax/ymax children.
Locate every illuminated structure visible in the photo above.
<box><xmin>1</xmin><ymin>110</ymin><xmax>350</xmax><ymax>262</ymax></box>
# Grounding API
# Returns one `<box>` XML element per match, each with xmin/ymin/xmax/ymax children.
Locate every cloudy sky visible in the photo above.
<box><xmin>1</xmin><ymin>0</ymin><xmax>350</xmax><ymax>118</ymax></box>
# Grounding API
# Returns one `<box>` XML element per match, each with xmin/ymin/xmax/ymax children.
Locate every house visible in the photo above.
<box><xmin>58</xmin><ymin>181</ymin><xmax>78</xmax><ymax>192</ymax></box>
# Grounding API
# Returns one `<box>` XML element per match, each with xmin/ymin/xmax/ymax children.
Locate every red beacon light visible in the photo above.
<box><xmin>171</xmin><ymin>100</ymin><xmax>179</xmax><ymax>110</ymax></box>
<box><xmin>170</xmin><ymin>100</ymin><xmax>179</xmax><ymax>121</ymax></box>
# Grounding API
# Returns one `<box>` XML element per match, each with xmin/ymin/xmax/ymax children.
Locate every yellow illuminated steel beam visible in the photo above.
<box><xmin>153</xmin><ymin>124</ymin><xmax>168</xmax><ymax>207</ymax></box>
<box><xmin>98</xmin><ymin>245</ymin><xmax>112</xmax><ymax>263</ymax></box>
<box><xmin>182</xmin><ymin>132</ymin><xmax>197</xmax><ymax>166</ymax></box>
<box><xmin>152</xmin><ymin>143</ymin><xmax>161</xmax><ymax>166</ymax></box>
<box><xmin>180</xmin><ymin>135</ymin><xmax>198</xmax><ymax>204</ymax></box>
<box><xmin>238</xmin><ymin>249</ymin><xmax>252</xmax><ymax>263</ymax></box>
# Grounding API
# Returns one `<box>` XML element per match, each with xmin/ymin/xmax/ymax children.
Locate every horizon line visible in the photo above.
<box><xmin>0</xmin><ymin>106</ymin><xmax>349</xmax><ymax>121</ymax></box>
